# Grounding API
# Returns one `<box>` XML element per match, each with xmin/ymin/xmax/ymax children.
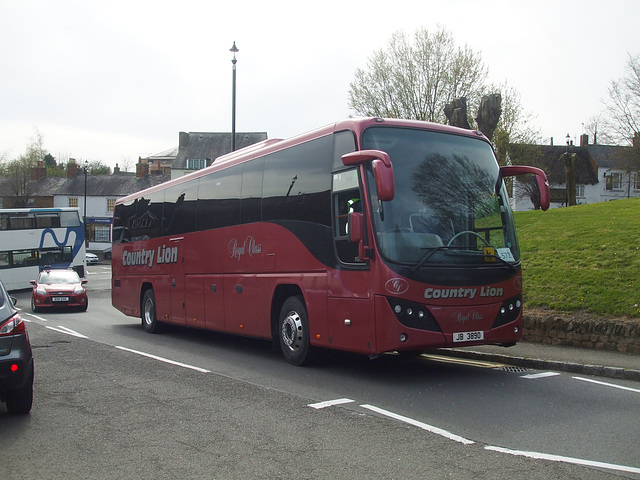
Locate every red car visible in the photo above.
<box><xmin>31</xmin><ymin>269</ymin><xmax>88</xmax><ymax>312</ymax></box>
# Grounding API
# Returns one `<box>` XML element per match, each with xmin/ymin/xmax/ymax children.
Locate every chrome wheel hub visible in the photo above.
<box><xmin>281</xmin><ymin>311</ymin><xmax>303</xmax><ymax>351</ymax></box>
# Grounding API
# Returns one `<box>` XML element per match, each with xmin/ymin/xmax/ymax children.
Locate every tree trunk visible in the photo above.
<box><xmin>444</xmin><ymin>97</ymin><xmax>471</xmax><ymax>129</ymax></box>
<box><xmin>475</xmin><ymin>94</ymin><xmax>502</xmax><ymax>140</ymax></box>
<box><xmin>562</xmin><ymin>152</ymin><xmax>577</xmax><ymax>206</ymax></box>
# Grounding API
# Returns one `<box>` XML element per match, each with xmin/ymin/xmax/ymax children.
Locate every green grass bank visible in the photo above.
<box><xmin>514</xmin><ymin>197</ymin><xmax>640</xmax><ymax>318</ymax></box>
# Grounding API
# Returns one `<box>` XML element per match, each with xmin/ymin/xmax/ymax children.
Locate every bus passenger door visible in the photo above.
<box><xmin>327</xmin><ymin>171</ymin><xmax>374</xmax><ymax>353</ymax></box>
<box><xmin>168</xmin><ymin>237</ymin><xmax>186</xmax><ymax>324</ymax></box>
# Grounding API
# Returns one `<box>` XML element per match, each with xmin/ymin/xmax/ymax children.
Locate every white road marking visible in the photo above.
<box><xmin>486</xmin><ymin>445</ymin><xmax>640</xmax><ymax>475</ymax></box>
<box><xmin>308</xmin><ymin>398</ymin><xmax>355</xmax><ymax>409</ymax></box>
<box><xmin>23</xmin><ymin>312</ymin><xmax>48</xmax><ymax>322</ymax></box>
<box><xmin>313</xmin><ymin>397</ymin><xmax>640</xmax><ymax>474</ymax></box>
<box><xmin>573</xmin><ymin>376</ymin><xmax>640</xmax><ymax>394</ymax></box>
<box><xmin>46</xmin><ymin>325</ymin><xmax>88</xmax><ymax>339</ymax></box>
<box><xmin>521</xmin><ymin>372</ymin><xmax>561</xmax><ymax>379</ymax></box>
<box><xmin>116</xmin><ymin>346</ymin><xmax>210</xmax><ymax>373</ymax></box>
<box><xmin>360</xmin><ymin>404</ymin><xmax>475</xmax><ymax>445</ymax></box>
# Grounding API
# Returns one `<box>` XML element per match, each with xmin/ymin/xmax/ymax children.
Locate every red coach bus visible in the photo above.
<box><xmin>111</xmin><ymin>118</ymin><xmax>549</xmax><ymax>365</ymax></box>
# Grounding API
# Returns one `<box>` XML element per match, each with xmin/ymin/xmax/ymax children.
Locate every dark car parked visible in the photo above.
<box><xmin>0</xmin><ymin>279</ymin><xmax>34</xmax><ymax>414</ymax></box>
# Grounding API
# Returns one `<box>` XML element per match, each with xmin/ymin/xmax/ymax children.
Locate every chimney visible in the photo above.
<box><xmin>179</xmin><ymin>132</ymin><xmax>189</xmax><ymax>149</ymax></box>
<box><xmin>580</xmin><ymin>134</ymin><xmax>589</xmax><ymax>147</ymax></box>
<box><xmin>633</xmin><ymin>132</ymin><xmax>640</xmax><ymax>149</ymax></box>
<box><xmin>113</xmin><ymin>163</ymin><xmax>120</xmax><ymax>174</ymax></box>
<box><xmin>67</xmin><ymin>158</ymin><xmax>78</xmax><ymax>178</ymax></box>
<box><xmin>31</xmin><ymin>161</ymin><xmax>46</xmax><ymax>181</ymax></box>
<box><xmin>136</xmin><ymin>161</ymin><xmax>149</xmax><ymax>178</ymax></box>
<box><xmin>550</xmin><ymin>137</ymin><xmax>554</xmax><ymax>146</ymax></box>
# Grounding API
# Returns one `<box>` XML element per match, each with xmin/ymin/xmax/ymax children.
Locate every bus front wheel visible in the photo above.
<box><xmin>278</xmin><ymin>296</ymin><xmax>311</xmax><ymax>366</ymax></box>
<box><xmin>142</xmin><ymin>289</ymin><xmax>161</xmax><ymax>334</ymax></box>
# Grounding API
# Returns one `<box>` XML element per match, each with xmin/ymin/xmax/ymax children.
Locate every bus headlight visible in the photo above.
<box><xmin>387</xmin><ymin>298</ymin><xmax>441</xmax><ymax>332</ymax></box>
<box><xmin>492</xmin><ymin>295</ymin><xmax>522</xmax><ymax>328</ymax></box>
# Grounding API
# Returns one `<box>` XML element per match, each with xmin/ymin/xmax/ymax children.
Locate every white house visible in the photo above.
<box><xmin>510</xmin><ymin>134</ymin><xmax>639</xmax><ymax>210</ymax></box>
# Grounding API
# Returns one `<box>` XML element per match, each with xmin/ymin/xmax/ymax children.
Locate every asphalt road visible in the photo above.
<box><xmin>2</xmin><ymin>264</ymin><xmax>639</xmax><ymax>479</ymax></box>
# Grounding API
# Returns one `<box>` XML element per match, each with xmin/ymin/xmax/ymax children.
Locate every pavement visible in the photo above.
<box><xmin>438</xmin><ymin>341</ymin><xmax>640</xmax><ymax>381</ymax></box>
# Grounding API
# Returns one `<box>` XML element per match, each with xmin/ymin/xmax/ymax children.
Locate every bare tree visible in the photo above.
<box><xmin>348</xmin><ymin>26</ymin><xmax>488</xmax><ymax>125</ymax></box>
<box><xmin>120</xmin><ymin>156</ymin><xmax>134</xmax><ymax>173</ymax></box>
<box><xmin>349</xmin><ymin>28</ymin><xmax>538</xmax><ymax>158</ymax></box>
<box><xmin>583</xmin><ymin>115</ymin><xmax>614</xmax><ymax>145</ymax></box>
<box><xmin>493</xmin><ymin>82</ymin><xmax>541</xmax><ymax>144</ymax></box>
<box><xmin>604</xmin><ymin>53</ymin><xmax>640</xmax><ymax>145</ymax></box>
<box><xmin>484</xmin><ymin>82</ymin><xmax>541</xmax><ymax>166</ymax></box>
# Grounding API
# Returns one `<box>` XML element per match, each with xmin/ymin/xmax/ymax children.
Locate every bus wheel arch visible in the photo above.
<box><xmin>141</xmin><ymin>284</ymin><xmax>161</xmax><ymax>333</ymax></box>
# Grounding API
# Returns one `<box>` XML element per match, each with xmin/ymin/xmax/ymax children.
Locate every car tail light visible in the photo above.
<box><xmin>0</xmin><ymin>313</ymin><xmax>26</xmax><ymax>336</ymax></box>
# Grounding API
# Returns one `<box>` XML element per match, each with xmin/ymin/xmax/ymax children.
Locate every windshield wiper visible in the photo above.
<box><xmin>409</xmin><ymin>246</ymin><xmax>518</xmax><ymax>274</ymax></box>
<box><xmin>484</xmin><ymin>252</ymin><xmax>519</xmax><ymax>272</ymax></box>
<box><xmin>444</xmin><ymin>248</ymin><xmax>519</xmax><ymax>273</ymax></box>
<box><xmin>409</xmin><ymin>246</ymin><xmax>450</xmax><ymax>274</ymax></box>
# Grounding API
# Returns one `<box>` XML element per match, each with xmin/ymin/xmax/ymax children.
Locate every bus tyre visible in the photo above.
<box><xmin>278</xmin><ymin>296</ymin><xmax>311</xmax><ymax>366</ymax></box>
<box><xmin>142</xmin><ymin>289</ymin><xmax>161</xmax><ymax>334</ymax></box>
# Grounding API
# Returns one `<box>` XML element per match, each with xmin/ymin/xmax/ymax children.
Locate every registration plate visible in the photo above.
<box><xmin>453</xmin><ymin>330</ymin><xmax>484</xmax><ymax>343</ymax></box>
<box><xmin>52</xmin><ymin>296</ymin><xmax>69</xmax><ymax>302</ymax></box>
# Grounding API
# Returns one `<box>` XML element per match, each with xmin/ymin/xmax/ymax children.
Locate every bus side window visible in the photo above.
<box><xmin>0</xmin><ymin>251</ymin><xmax>9</xmax><ymax>268</ymax></box>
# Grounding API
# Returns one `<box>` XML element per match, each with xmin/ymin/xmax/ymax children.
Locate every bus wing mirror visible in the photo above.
<box><xmin>500</xmin><ymin>165</ymin><xmax>550</xmax><ymax>211</ymax></box>
<box><xmin>348</xmin><ymin>212</ymin><xmax>364</xmax><ymax>243</ymax></box>
<box><xmin>348</xmin><ymin>212</ymin><xmax>370</xmax><ymax>260</ymax></box>
<box><xmin>372</xmin><ymin>159</ymin><xmax>394</xmax><ymax>201</ymax></box>
<box><xmin>342</xmin><ymin>150</ymin><xmax>395</xmax><ymax>202</ymax></box>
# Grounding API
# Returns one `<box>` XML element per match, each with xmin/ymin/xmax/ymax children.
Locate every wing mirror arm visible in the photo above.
<box><xmin>342</xmin><ymin>150</ymin><xmax>395</xmax><ymax>202</ymax></box>
<box><xmin>500</xmin><ymin>165</ymin><xmax>550</xmax><ymax>211</ymax></box>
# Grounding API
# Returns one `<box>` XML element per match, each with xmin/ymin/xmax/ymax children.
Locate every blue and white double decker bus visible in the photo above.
<box><xmin>0</xmin><ymin>208</ymin><xmax>86</xmax><ymax>290</ymax></box>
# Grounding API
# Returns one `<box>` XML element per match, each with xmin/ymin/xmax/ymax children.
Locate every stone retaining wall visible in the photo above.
<box><xmin>523</xmin><ymin>313</ymin><xmax>640</xmax><ymax>353</ymax></box>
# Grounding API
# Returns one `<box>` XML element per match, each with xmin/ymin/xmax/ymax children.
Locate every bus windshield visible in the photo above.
<box><xmin>362</xmin><ymin>126</ymin><xmax>519</xmax><ymax>267</ymax></box>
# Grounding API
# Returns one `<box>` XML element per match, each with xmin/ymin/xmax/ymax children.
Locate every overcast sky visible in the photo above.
<box><xmin>1</xmin><ymin>0</ymin><xmax>639</xmax><ymax>171</ymax></box>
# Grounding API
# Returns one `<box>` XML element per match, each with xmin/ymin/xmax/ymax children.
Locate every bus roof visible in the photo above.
<box><xmin>115</xmin><ymin>117</ymin><xmax>489</xmax><ymax>205</ymax></box>
<box><xmin>0</xmin><ymin>207</ymin><xmax>81</xmax><ymax>214</ymax></box>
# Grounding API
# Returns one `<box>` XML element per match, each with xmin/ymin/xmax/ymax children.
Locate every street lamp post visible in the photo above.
<box><xmin>230</xmin><ymin>41</ymin><xmax>239</xmax><ymax>152</ymax></box>
<box><xmin>83</xmin><ymin>160</ymin><xmax>88</xmax><ymax>247</ymax></box>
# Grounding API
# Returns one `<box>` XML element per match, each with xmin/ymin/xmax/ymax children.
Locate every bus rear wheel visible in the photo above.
<box><xmin>142</xmin><ymin>289</ymin><xmax>161</xmax><ymax>334</ymax></box>
<box><xmin>278</xmin><ymin>296</ymin><xmax>311</xmax><ymax>366</ymax></box>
